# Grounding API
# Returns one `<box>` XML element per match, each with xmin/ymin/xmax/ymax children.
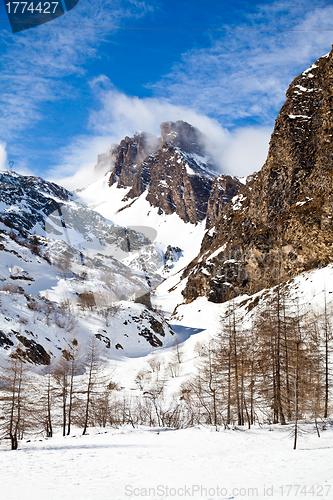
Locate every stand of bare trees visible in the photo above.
<box><xmin>0</xmin><ymin>336</ymin><xmax>112</xmax><ymax>449</ymax></box>
<box><xmin>0</xmin><ymin>355</ymin><xmax>30</xmax><ymax>449</ymax></box>
<box><xmin>180</xmin><ymin>287</ymin><xmax>332</xmax><ymax>447</ymax></box>
<box><xmin>0</xmin><ymin>284</ymin><xmax>331</xmax><ymax>450</ymax></box>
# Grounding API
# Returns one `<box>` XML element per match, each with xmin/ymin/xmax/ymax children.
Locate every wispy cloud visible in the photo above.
<box><xmin>49</xmin><ymin>134</ymin><xmax>114</xmax><ymax>189</ymax></box>
<box><xmin>88</xmin><ymin>79</ymin><xmax>228</xmax><ymax>138</ymax></box>
<box><xmin>219</xmin><ymin>126</ymin><xmax>271</xmax><ymax>176</ymax></box>
<box><xmin>3</xmin><ymin>0</ymin><xmax>333</xmax><ymax>186</ymax></box>
<box><xmin>55</xmin><ymin>2</ymin><xmax>333</xmax><ymax>187</ymax></box>
<box><xmin>0</xmin><ymin>0</ymin><xmax>154</xmax><ymax>138</ymax></box>
<box><xmin>149</xmin><ymin>4</ymin><xmax>333</xmax><ymax>126</ymax></box>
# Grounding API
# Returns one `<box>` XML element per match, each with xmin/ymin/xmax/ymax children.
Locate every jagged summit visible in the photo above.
<box><xmin>108</xmin><ymin>131</ymin><xmax>160</xmax><ymax>189</ymax></box>
<box><xmin>160</xmin><ymin>120</ymin><xmax>207</xmax><ymax>156</ymax></box>
<box><xmin>96</xmin><ymin>120</ymin><xmax>239</xmax><ymax>226</ymax></box>
<box><xmin>182</xmin><ymin>48</ymin><xmax>333</xmax><ymax>303</ymax></box>
<box><xmin>159</xmin><ymin>120</ymin><xmax>219</xmax><ymax>178</ymax></box>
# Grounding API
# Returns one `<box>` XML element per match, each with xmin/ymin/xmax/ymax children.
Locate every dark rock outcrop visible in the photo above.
<box><xmin>95</xmin><ymin>332</ymin><xmax>111</xmax><ymax>348</ymax></box>
<box><xmin>0</xmin><ymin>172</ymin><xmax>71</xmax><ymax>232</ymax></box>
<box><xmin>182</xmin><ymin>49</ymin><xmax>333</xmax><ymax>303</ymax></box>
<box><xmin>109</xmin><ymin>132</ymin><xmax>160</xmax><ymax>188</ymax></box>
<box><xmin>138</xmin><ymin>310</ymin><xmax>167</xmax><ymax>348</ymax></box>
<box><xmin>0</xmin><ymin>331</ymin><xmax>14</xmax><ymax>348</ymax></box>
<box><xmin>16</xmin><ymin>334</ymin><xmax>51</xmax><ymax>365</ymax></box>
<box><xmin>102</xmin><ymin>121</ymin><xmax>243</xmax><ymax>226</ymax></box>
<box><xmin>126</xmin><ymin>143</ymin><xmax>215</xmax><ymax>223</ymax></box>
<box><xmin>160</xmin><ymin>120</ymin><xmax>208</xmax><ymax>156</ymax></box>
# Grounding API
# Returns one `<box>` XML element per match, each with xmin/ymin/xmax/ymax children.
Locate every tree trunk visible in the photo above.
<box><xmin>293</xmin><ymin>341</ymin><xmax>299</xmax><ymax>450</ymax></box>
<box><xmin>323</xmin><ymin>291</ymin><xmax>329</xmax><ymax>419</ymax></box>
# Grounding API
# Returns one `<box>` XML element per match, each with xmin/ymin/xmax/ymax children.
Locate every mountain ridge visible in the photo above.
<box><xmin>94</xmin><ymin>120</ymin><xmax>242</xmax><ymax>227</ymax></box>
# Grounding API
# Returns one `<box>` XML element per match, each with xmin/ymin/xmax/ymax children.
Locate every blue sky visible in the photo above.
<box><xmin>1</xmin><ymin>0</ymin><xmax>333</xmax><ymax>185</ymax></box>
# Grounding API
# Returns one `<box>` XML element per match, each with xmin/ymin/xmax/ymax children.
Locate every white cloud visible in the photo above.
<box><xmin>218</xmin><ymin>127</ymin><xmax>271</xmax><ymax>177</ymax></box>
<box><xmin>49</xmin><ymin>135</ymin><xmax>114</xmax><ymax>190</ymax></box>
<box><xmin>6</xmin><ymin>0</ymin><xmax>331</xmax><ymax>186</ymax></box>
<box><xmin>90</xmin><ymin>85</ymin><xmax>272</xmax><ymax>177</ymax></box>
<box><xmin>0</xmin><ymin>142</ymin><xmax>7</xmax><ymax>170</ymax></box>
<box><xmin>89</xmin><ymin>80</ymin><xmax>228</xmax><ymax>139</ymax></box>
<box><xmin>52</xmin><ymin>86</ymin><xmax>272</xmax><ymax>189</ymax></box>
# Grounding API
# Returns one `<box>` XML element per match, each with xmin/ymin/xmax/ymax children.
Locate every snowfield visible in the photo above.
<box><xmin>0</xmin><ymin>424</ymin><xmax>332</xmax><ymax>500</ymax></box>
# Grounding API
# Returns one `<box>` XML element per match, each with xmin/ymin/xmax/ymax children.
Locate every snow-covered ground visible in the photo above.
<box><xmin>0</xmin><ymin>424</ymin><xmax>332</xmax><ymax>500</ymax></box>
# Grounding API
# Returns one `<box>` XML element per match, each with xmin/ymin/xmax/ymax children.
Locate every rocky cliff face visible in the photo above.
<box><xmin>160</xmin><ymin>120</ymin><xmax>207</xmax><ymax>156</ymax></box>
<box><xmin>182</xmin><ymin>48</ymin><xmax>333</xmax><ymax>303</ymax></box>
<box><xmin>125</xmin><ymin>142</ymin><xmax>216</xmax><ymax>224</ymax></box>
<box><xmin>205</xmin><ymin>175</ymin><xmax>242</xmax><ymax>229</ymax></box>
<box><xmin>108</xmin><ymin>132</ymin><xmax>160</xmax><ymax>188</ymax></box>
<box><xmin>106</xmin><ymin>121</ymin><xmax>240</xmax><ymax>225</ymax></box>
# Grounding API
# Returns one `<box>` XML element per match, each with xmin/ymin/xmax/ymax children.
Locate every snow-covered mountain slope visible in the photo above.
<box><xmin>0</xmin><ymin>171</ymin><xmax>155</xmax><ymax>263</ymax></box>
<box><xmin>0</xmin><ymin>288</ymin><xmax>174</xmax><ymax>365</ymax></box>
<box><xmin>0</xmin><ymin>172</ymin><xmax>178</xmax><ymax>363</ymax></box>
<box><xmin>158</xmin><ymin>261</ymin><xmax>333</xmax><ymax>365</ymax></box>
<box><xmin>75</xmin><ymin>173</ymin><xmax>207</xmax><ymax>278</ymax></box>
<box><xmin>0</xmin><ymin>170</ymin><xmax>169</xmax><ymax>294</ymax></box>
<box><xmin>0</xmin><ymin>230</ymin><xmax>174</xmax><ymax>363</ymax></box>
<box><xmin>105</xmin><ymin>260</ymin><xmax>333</xmax><ymax>409</ymax></box>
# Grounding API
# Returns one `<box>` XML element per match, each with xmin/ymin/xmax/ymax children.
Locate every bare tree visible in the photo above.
<box><xmin>167</xmin><ymin>337</ymin><xmax>183</xmax><ymax>378</ymax></box>
<box><xmin>320</xmin><ymin>288</ymin><xmax>332</xmax><ymax>419</ymax></box>
<box><xmin>82</xmin><ymin>337</ymin><xmax>103</xmax><ymax>435</ymax></box>
<box><xmin>53</xmin><ymin>354</ymin><xmax>70</xmax><ymax>437</ymax></box>
<box><xmin>39</xmin><ymin>361</ymin><xmax>56</xmax><ymax>437</ymax></box>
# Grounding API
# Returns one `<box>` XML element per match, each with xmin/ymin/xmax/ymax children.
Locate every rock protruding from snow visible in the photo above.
<box><xmin>161</xmin><ymin>120</ymin><xmax>207</xmax><ymax>156</ymax></box>
<box><xmin>125</xmin><ymin>143</ymin><xmax>215</xmax><ymax>224</ymax></box>
<box><xmin>114</xmin><ymin>121</ymin><xmax>232</xmax><ymax>224</ymax></box>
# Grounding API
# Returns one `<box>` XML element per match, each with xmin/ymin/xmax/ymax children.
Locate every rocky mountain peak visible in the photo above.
<box><xmin>118</xmin><ymin>121</ymin><xmax>233</xmax><ymax>224</ymax></box>
<box><xmin>160</xmin><ymin>120</ymin><xmax>207</xmax><ymax>156</ymax></box>
<box><xmin>92</xmin><ymin>120</ymin><xmax>241</xmax><ymax>226</ymax></box>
